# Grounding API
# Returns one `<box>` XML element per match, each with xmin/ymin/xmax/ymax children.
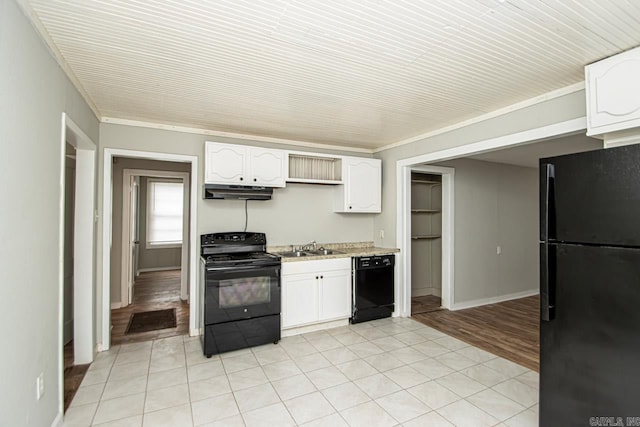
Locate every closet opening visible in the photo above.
<box><xmin>410</xmin><ymin>172</ymin><xmax>444</xmax><ymax>315</ymax></box>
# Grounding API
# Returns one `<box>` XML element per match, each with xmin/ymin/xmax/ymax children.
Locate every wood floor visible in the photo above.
<box><xmin>411</xmin><ymin>295</ymin><xmax>444</xmax><ymax>314</ymax></box>
<box><xmin>412</xmin><ymin>295</ymin><xmax>540</xmax><ymax>372</ymax></box>
<box><xmin>63</xmin><ymin>341</ymin><xmax>89</xmax><ymax>412</ymax></box>
<box><xmin>111</xmin><ymin>269</ymin><xmax>189</xmax><ymax>346</ymax></box>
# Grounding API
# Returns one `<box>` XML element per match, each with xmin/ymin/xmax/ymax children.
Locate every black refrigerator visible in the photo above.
<box><xmin>539</xmin><ymin>144</ymin><xmax>640</xmax><ymax>426</ymax></box>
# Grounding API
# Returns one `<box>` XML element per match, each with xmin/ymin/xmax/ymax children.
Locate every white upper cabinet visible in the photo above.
<box><xmin>334</xmin><ymin>157</ymin><xmax>381</xmax><ymax>213</ymax></box>
<box><xmin>205</xmin><ymin>142</ymin><xmax>286</xmax><ymax>187</ymax></box>
<box><xmin>248</xmin><ymin>147</ymin><xmax>287</xmax><ymax>187</ymax></box>
<box><xmin>586</xmin><ymin>47</ymin><xmax>640</xmax><ymax>137</ymax></box>
<box><xmin>205</xmin><ymin>142</ymin><xmax>246</xmax><ymax>184</ymax></box>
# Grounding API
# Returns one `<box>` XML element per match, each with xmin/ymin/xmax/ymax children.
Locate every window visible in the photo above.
<box><xmin>147</xmin><ymin>180</ymin><xmax>184</xmax><ymax>247</ymax></box>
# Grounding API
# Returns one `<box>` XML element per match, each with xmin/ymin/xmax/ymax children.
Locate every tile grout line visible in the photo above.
<box><xmin>84</xmin><ymin>317</ymin><xmax>537</xmax><ymax>427</ymax></box>
<box><xmin>180</xmin><ymin>334</ymin><xmax>196</xmax><ymax>427</ymax></box>
<box><xmin>88</xmin><ymin>345</ymin><xmax>121</xmax><ymax>426</ymax></box>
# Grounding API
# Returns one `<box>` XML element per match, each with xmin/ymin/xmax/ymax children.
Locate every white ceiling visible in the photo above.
<box><xmin>21</xmin><ymin>0</ymin><xmax>640</xmax><ymax>150</ymax></box>
<box><xmin>470</xmin><ymin>133</ymin><xmax>602</xmax><ymax>167</ymax></box>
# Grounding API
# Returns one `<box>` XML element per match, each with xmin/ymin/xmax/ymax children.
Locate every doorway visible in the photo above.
<box><xmin>58</xmin><ymin>114</ymin><xmax>97</xmax><ymax>413</ymax></box>
<box><xmin>101</xmin><ymin>150</ymin><xmax>199</xmax><ymax>351</ymax></box>
<box><xmin>112</xmin><ymin>167</ymin><xmax>191</xmax><ymax>345</ymax></box>
<box><xmin>410</xmin><ymin>172</ymin><xmax>444</xmax><ymax>315</ymax></box>
<box><xmin>396</xmin><ymin>118</ymin><xmax>587</xmax><ymax>317</ymax></box>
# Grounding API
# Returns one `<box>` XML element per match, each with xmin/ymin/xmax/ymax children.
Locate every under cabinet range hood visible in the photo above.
<box><xmin>203</xmin><ymin>184</ymin><xmax>273</xmax><ymax>200</ymax></box>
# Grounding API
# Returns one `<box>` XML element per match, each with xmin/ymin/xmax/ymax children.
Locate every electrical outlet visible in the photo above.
<box><xmin>379</xmin><ymin>229</ymin><xmax>385</xmax><ymax>239</ymax></box>
<box><xmin>36</xmin><ymin>373</ymin><xmax>44</xmax><ymax>400</ymax></box>
<box><xmin>497</xmin><ymin>246</ymin><xmax>502</xmax><ymax>255</ymax></box>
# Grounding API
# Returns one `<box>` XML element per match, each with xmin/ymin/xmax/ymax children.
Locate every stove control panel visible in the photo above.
<box><xmin>200</xmin><ymin>232</ymin><xmax>267</xmax><ymax>251</ymax></box>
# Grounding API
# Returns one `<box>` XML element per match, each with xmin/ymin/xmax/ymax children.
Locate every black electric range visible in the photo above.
<box><xmin>199</xmin><ymin>232</ymin><xmax>281</xmax><ymax>357</ymax></box>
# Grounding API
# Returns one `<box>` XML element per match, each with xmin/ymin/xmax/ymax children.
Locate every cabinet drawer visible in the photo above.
<box><xmin>282</xmin><ymin>257</ymin><xmax>351</xmax><ymax>276</ymax></box>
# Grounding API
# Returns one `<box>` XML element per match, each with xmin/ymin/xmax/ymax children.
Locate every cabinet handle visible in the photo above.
<box><xmin>349</xmin><ymin>206</ymin><xmax>352</xmax><ymax>210</ymax></box>
<box><xmin>253</xmin><ymin>178</ymin><xmax>257</xmax><ymax>182</ymax></box>
<box><xmin>240</xmin><ymin>177</ymin><xmax>244</xmax><ymax>181</ymax></box>
<box><xmin>315</xmin><ymin>276</ymin><xmax>319</xmax><ymax>280</ymax></box>
<box><xmin>320</xmin><ymin>275</ymin><xmax>323</xmax><ymax>279</ymax></box>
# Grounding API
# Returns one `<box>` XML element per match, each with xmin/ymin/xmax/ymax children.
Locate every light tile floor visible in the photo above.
<box><xmin>64</xmin><ymin>318</ymin><xmax>539</xmax><ymax>427</ymax></box>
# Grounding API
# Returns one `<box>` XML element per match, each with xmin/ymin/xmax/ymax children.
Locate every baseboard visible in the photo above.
<box><xmin>51</xmin><ymin>411</ymin><xmax>62</xmax><ymax>427</ymax></box>
<box><xmin>138</xmin><ymin>266</ymin><xmax>181</xmax><ymax>273</ymax></box>
<box><xmin>450</xmin><ymin>289</ymin><xmax>539</xmax><ymax>311</ymax></box>
<box><xmin>282</xmin><ymin>319</ymin><xmax>349</xmax><ymax>337</ymax></box>
<box><xmin>110</xmin><ymin>302</ymin><xmax>122</xmax><ymax>310</ymax></box>
<box><xmin>412</xmin><ymin>287</ymin><xmax>442</xmax><ymax>298</ymax></box>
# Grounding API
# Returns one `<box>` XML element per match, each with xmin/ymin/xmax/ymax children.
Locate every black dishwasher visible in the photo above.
<box><xmin>351</xmin><ymin>254</ymin><xmax>395</xmax><ymax>323</ymax></box>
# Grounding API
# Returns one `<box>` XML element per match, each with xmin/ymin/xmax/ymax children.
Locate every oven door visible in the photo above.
<box><xmin>205</xmin><ymin>264</ymin><xmax>281</xmax><ymax>325</ymax></box>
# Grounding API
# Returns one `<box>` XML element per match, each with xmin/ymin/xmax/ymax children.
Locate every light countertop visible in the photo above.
<box><xmin>268</xmin><ymin>241</ymin><xmax>399</xmax><ymax>262</ymax></box>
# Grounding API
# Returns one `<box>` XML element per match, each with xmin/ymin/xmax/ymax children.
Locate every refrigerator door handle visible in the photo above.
<box><xmin>540</xmin><ymin>243</ymin><xmax>555</xmax><ymax>322</ymax></box>
<box><xmin>540</xmin><ymin>163</ymin><xmax>555</xmax><ymax>242</ymax></box>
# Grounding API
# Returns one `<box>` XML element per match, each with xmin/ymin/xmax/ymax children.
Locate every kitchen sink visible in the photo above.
<box><xmin>304</xmin><ymin>249</ymin><xmax>345</xmax><ymax>256</ymax></box>
<box><xmin>277</xmin><ymin>251</ymin><xmax>309</xmax><ymax>257</ymax></box>
<box><xmin>277</xmin><ymin>248</ymin><xmax>345</xmax><ymax>257</ymax></box>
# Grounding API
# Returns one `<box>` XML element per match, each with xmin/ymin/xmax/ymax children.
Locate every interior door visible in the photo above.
<box><xmin>133</xmin><ymin>177</ymin><xmax>140</xmax><ymax>281</ymax></box>
<box><xmin>63</xmin><ymin>157</ymin><xmax>76</xmax><ymax>345</ymax></box>
<box><xmin>127</xmin><ymin>176</ymin><xmax>139</xmax><ymax>305</ymax></box>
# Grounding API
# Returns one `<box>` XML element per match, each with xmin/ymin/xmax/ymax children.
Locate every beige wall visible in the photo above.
<box><xmin>373</xmin><ymin>90</ymin><xmax>586</xmax><ymax>248</ymax></box>
<box><xmin>434</xmin><ymin>159</ymin><xmax>539</xmax><ymax>304</ymax></box>
<box><xmin>111</xmin><ymin>158</ymin><xmax>191</xmax><ymax>303</ymax></box>
<box><xmin>0</xmin><ymin>0</ymin><xmax>99</xmax><ymax>425</ymax></box>
<box><xmin>99</xmin><ymin>123</ymin><xmax>377</xmax><ymax>311</ymax></box>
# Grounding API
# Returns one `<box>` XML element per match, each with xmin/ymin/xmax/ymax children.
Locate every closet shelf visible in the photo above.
<box><xmin>411</xmin><ymin>235</ymin><xmax>442</xmax><ymax>240</ymax></box>
<box><xmin>411</xmin><ymin>209</ymin><xmax>441</xmax><ymax>213</ymax></box>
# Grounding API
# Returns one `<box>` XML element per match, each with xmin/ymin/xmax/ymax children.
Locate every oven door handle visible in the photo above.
<box><xmin>206</xmin><ymin>264</ymin><xmax>281</xmax><ymax>274</ymax></box>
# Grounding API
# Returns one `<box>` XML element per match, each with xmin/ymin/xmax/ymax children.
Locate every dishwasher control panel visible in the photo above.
<box><xmin>355</xmin><ymin>255</ymin><xmax>395</xmax><ymax>269</ymax></box>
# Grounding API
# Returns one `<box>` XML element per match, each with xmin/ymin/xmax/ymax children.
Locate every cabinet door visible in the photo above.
<box><xmin>281</xmin><ymin>273</ymin><xmax>319</xmax><ymax>328</ymax></box>
<box><xmin>345</xmin><ymin>158</ymin><xmax>381</xmax><ymax>212</ymax></box>
<box><xmin>319</xmin><ymin>269</ymin><xmax>352</xmax><ymax>321</ymax></box>
<box><xmin>586</xmin><ymin>46</ymin><xmax>640</xmax><ymax>136</ymax></box>
<box><xmin>205</xmin><ymin>142</ymin><xmax>247</xmax><ymax>184</ymax></box>
<box><xmin>248</xmin><ymin>148</ymin><xmax>287</xmax><ymax>187</ymax></box>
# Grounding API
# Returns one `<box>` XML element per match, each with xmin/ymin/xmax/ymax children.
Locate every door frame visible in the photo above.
<box><xmin>121</xmin><ymin>169</ymin><xmax>191</xmax><ymax>307</ymax></box>
<box><xmin>102</xmin><ymin>149</ymin><xmax>198</xmax><ymax>351</ymax></box>
<box><xmin>57</xmin><ymin>113</ymin><xmax>97</xmax><ymax>415</ymax></box>
<box><xmin>402</xmin><ymin>165</ymin><xmax>455</xmax><ymax>312</ymax></box>
<box><xmin>396</xmin><ymin>117</ymin><xmax>587</xmax><ymax>316</ymax></box>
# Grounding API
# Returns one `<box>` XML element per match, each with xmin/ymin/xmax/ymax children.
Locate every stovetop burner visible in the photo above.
<box><xmin>200</xmin><ymin>232</ymin><xmax>280</xmax><ymax>268</ymax></box>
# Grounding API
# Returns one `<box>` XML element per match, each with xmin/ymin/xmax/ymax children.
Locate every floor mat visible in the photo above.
<box><xmin>125</xmin><ymin>308</ymin><xmax>177</xmax><ymax>334</ymax></box>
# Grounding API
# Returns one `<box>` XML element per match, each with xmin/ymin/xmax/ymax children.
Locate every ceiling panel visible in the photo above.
<box><xmin>22</xmin><ymin>0</ymin><xmax>640</xmax><ymax>149</ymax></box>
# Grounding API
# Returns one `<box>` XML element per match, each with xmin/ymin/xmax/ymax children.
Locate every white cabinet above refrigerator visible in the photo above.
<box><xmin>586</xmin><ymin>46</ymin><xmax>640</xmax><ymax>145</ymax></box>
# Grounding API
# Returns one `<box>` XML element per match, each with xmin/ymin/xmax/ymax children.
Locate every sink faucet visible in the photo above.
<box><xmin>301</xmin><ymin>240</ymin><xmax>317</xmax><ymax>251</ymax></box>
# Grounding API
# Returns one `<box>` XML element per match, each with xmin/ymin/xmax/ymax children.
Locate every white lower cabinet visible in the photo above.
<box><xmin>318</xmin><ymin>269</ymin><xmax>351</xmax><ymax>321</ymax></box>
<box><xmin>281</xmin><ymin>258</ymin><xmax>351</xmax><ymax>329</ymax></box>
<box><xmin>281</xmin><ymin>272</ymin><xmax>319</xmax><ymax>328</ymax></box>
